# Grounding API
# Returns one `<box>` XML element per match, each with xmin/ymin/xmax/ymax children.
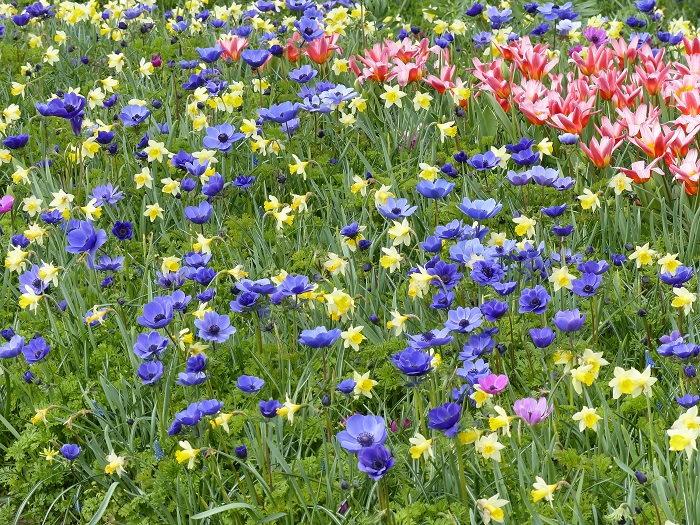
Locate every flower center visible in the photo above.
<box><xmin>209</xmin><ymin>324</ymin><xmax>220</xmax><ymax>335</ymax></box>
<box><xmin>371</xmin><ymin>459</ymin><xmax>384</xmax><ymax>469</ymax></box>
<box><xmin>356</xmin><ymin>432</ymin><xmax>374</xmax><ymax>447</ymax></box>
<box><xmin>153</xmin><ymin>313</ymin><xmax>166</xmax><ymax>323</ymax></box>
<box><xmin>218</xmin><ymin>133</ymin><xmax>229</xmax><ymax>143</ymax></box>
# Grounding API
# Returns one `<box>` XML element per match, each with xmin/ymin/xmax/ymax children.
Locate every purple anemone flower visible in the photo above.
<box><xmin>65</xmin><ymin>220</ymin><xmax>107</xmax><ymax>261</ymax></box>
<box><xmin>390</xmin><ymin>347</ymin><xmax>434</xmax><ymax>376</ymax></box>
<box><xmin>137</xmin><ymin>297</ymin><xmax>174</xmax><ymax>329</ymax></box>
<box><xmin>415</xmin><ymin>179</ymin><xmax>455</xmax><ymax>199</ymax></box>
<box><xmin>357</xmin><ymin>444</ymin><xmax>395</xmax><ymax>481</ymax></box>
<box><xmin>259</xmin><ymin>399</ymin><xmax>283</xmax><ymax>418</ymax></box>
<box><xmin>529</xmin><ymin>327</ymin><xmax>556</xmax><ymax>348</ymax></box>
<box><xmin>258</xmin><ymin>101</ymin><xmax>300</xmax><ymax>124</ymax></box>
<box><xmin>297</xmin><ymin>327</ymin><xmax>342</xmax><ymax>348</ymax></box>
<box><xmin>60</xmin><ymin>444</ymin><xmax>81</xmax><ymax>460</ymax></box>
<box><xmin>194</xmin><ymin>311</ymin><xmax>237</xmax><ymax>343</ymax></box>
<box><xmin>137</xmin><ymin>360</ymin><xmax>164</xmax><ymax>385</ymax></box>
<box><xmin>22</xmin><ymin>336</ymin><xmax>51</xmax><ymax>364</ymax></box>
<box><xmin>444</xmin><ymin>307</ymin><xmax>483</xmax><ymax>334</ymax></box>
<box><xmin>552</xmin><ymin>309</ymin><xmax>586</xmax><ymax>332</ymax></box>
<box><xmin>202</xmin><ymin>123</ymin><xmax>244</xmax><ymax>152</ymax></box>
<box><xmin>427</xmin><ymin>403</ymin><xmax>461</xmax><ymax>437</ymax></box>
<box><xmin>466</xmin><ymin>151</ymin><xmax>500</xmax><ymax>170</ymax></box>
<box><xmin>518</xmin><ymin>285</ymin><xmax>550</xmax><ymax>314</ymax></box>
<box><xmin>236</xmin><ymin>375</ymin><xmax>265</xmax><ymax>393</ymax></box>
<box><xmin>133</xmin><ymin>331</ymin><xmax>169</xmax><ymax>360</ymax></box>
<box><xmin>336</xmin><ymin>414</ymin><xmax>387</xmax><ymax>453</ymax></box>
<box><xmin>459</xmin><ymin>198</ymin><xmax>502</xmax><ymax>220</ymax></box>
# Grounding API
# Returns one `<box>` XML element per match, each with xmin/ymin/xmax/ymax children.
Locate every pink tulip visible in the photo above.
<box><xmin>0</xmin><ymin>195</ymin><xmax>14</xmax><ymax>214</ymax></box>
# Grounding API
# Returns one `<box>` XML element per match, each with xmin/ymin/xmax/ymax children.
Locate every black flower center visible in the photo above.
<box><xmin>153</xmin><ymin>313</ymin><xmax>166</xmax><ymax>323</ymax></box>
<box><xmin>391</xmin><ymin>207</ymin><xmax>401</xmax><ymax>215</ymax></box>
<box><xmin>459</xmin><ymin>319</ymin><xmax>469</xmax><ymax>328</ymax></box>
<box><xmin>218</xmin><ymin>133</ymin><xmax>229</xmax><ymax>143</ymax></box>
<box><xmin>583</xmin><ymin>285</ymin><xmax>594</xmax><ymax>293</ymax></box>
<box><xmin>371</xmin><ymin>459</ymin><xmax>384</xmax><ymax>469</ymax></box>
<box><xmin>65</xmin><ymin>104</ymin><xmax>75</xmax><ymax>112</ymax></box>
<box><xmin>356</xmin><ymin>432</ymin><xmax>374</xmax><ymax>447</ymax></box>
<box><xmin>530</xmin><ymin>298</ymin><xmax>541</xmax><ymax>307</ymax></box>
<box><xmin>209</xmin><ymin>324</ymin><xmax>220</xmax><ymax>335</ymax></box>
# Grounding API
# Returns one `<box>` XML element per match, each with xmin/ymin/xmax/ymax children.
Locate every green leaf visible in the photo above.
<box><xmin>88</xmin><ymin>482</ymin><xmax>119</xmax><ymax>525</ymax></box>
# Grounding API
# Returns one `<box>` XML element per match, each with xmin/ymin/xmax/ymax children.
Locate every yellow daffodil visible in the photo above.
<box><xmin>105</xmin><ymin>452</ymin><xmax>126</xmax><ymax>477</ymax></box>
<box><xmin>548</xmin><ymin>266</ymin><xmax>575</xmax><ymax>291</ymax></box>
<box><xmin>380</xmin><ymin>246</ymin><xmax>402</xmax><ymax>273</ymax></box>
<box><xmin>436</xmin><ymin>121</ymin><xmax>457</xmax><ymax>143</ymax></box>
<box><xmin>353</xmin><ymin>370</ymin><xmax>377</xmax><ymax>399</ymax></box>
<box><xmin>476</xmin><ymin>494</ymin><xmax>508</xmax><ymax>524</ymax></box>
<box><xmin>672</xmin><ymin>287</ymin><xmax>697</xmax><ymax>315</ymax></box>
<box><xmin>40</xmin><ymin>448</ymin><xmax>59</xmax><ymax>463</ymax></box>
<box><xmin>387</xmin><ymin>310</ymin><xmax>409</xmax><ymax>336</ymax></box>
<box><xmin>388</xmin><ymin>218</ymin><xmax>413</xmax><ymax>247</ymax></box>
<box><xmin>577</xmin><ymin>189</ymin><xmax>600</xmax><ymax>211</ymax></box>
<box><xmin>531</xmin><ymin>476</ymin><xmax>560</xmax><ymax>503</ymax></box>
<box><xmin>324</xmin><ymin>252</ymin><xmax>348</xmax><ymax>276</ymax></box>
<box><xmin>134</xmin><ymin>167</ymin><xmax>153</xmax><ymax>189</ymax></box>
<box><xmin>475</xmin><ymin>433</ymin><xmax>504</xmax><ymax>462</ymax></box>
<box><xmin>658</xmin><ymin>253</ymin><xmax>681</xmax><ymax>276</ymax></box>
<box><xmin>289</xmin><ymin>154</ymin><xmax>309</xmax><ymax>179</ymax></box>
<box><xmin>175</xmin><ymin>441</ymin><xmax>201</xmax><ymax>469</ymax></box>
<box><xmin>277</xmin><ymin>394</ymin><xmax>301</xmax><ymax>424</ymax></box>
<box><xmin>413</xmin><ymin>92</ymin><xmax>433</xmax><ymax>111</ymax></box>
<box><xmin>380</xmin><ymin>84</ymin><xmax>406</xmax><ymax>108</ymax></box>
<box><xmin>572</xmin><ymin>406</ymin><xmax>601</xmax><ymax>432</ymax></box>
<box><xmin>341</xmin><ymin>326</ymin><xmax>365</xmax><ymax>351</ymax></box>
<box><xmin>409</xmin><ymin>433</ymin><xmax>434</xmax><ymax>460</ymax></box>
<box><xmin>210</xmin><ymin>413</ymin><xmax>233</xmax><ymax>433</ymax></box>
<box><xmin>608</xmin><ymin>173</ymin><xmax>632</xmax><ymax>195</ymax></box>
<box><xmin>513</xmin><ymin>215</ymin><xmax>536</xmax><ymax>237</ymax></box>
<box><xmin>629</xmin><ymin>243</ymin><xmax>656</xmax><ymax>268</ymax></box>
<box><xmin>144</xmin><ymin>203</ymin><xmax>164</xmax><ymax>222</ymax></box>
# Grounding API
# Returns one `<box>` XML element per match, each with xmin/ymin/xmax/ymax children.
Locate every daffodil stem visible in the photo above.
<box><xmin>456</xmin><ymin>441</ymin><xmax>468</xmax><ymax>502</ymax></box>
<box><xmin>646</xmin><ymin>395</ymin><xmax>656</xmax><ymax>461</ymax></box>
<box><xmin>265</xmin><ymin>424</ymin><xmax>273</xmax><ymax>491</ymax></box>
<box><xmin>591</xmin><ymin>296</ymin><xmax>598</xmax><ymax>349</ymax></box>
<box><xmin>378</xmin><ymin>478</ymin><xmax>392</xmax><ymax>524</ymax></box>
<box><xmin>3</xmin><ymin>367</ymin><xmax>11</xmax><ymax>419</ymax></box>
<box><xmin>414</xmin><ymin>385</ymin><xmax>427</xmax><ymax>437</ymax></box>
<box><xmin>508</xmin><ymin>312</ymin><xmax>517</xmax><ymax>378</ymax></box>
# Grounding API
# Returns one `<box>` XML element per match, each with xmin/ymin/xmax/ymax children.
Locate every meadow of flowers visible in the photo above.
<box><xmin>1</xmin><ymin>0</ymin><xmax>700</xmax><ymax>523</ymax></box>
